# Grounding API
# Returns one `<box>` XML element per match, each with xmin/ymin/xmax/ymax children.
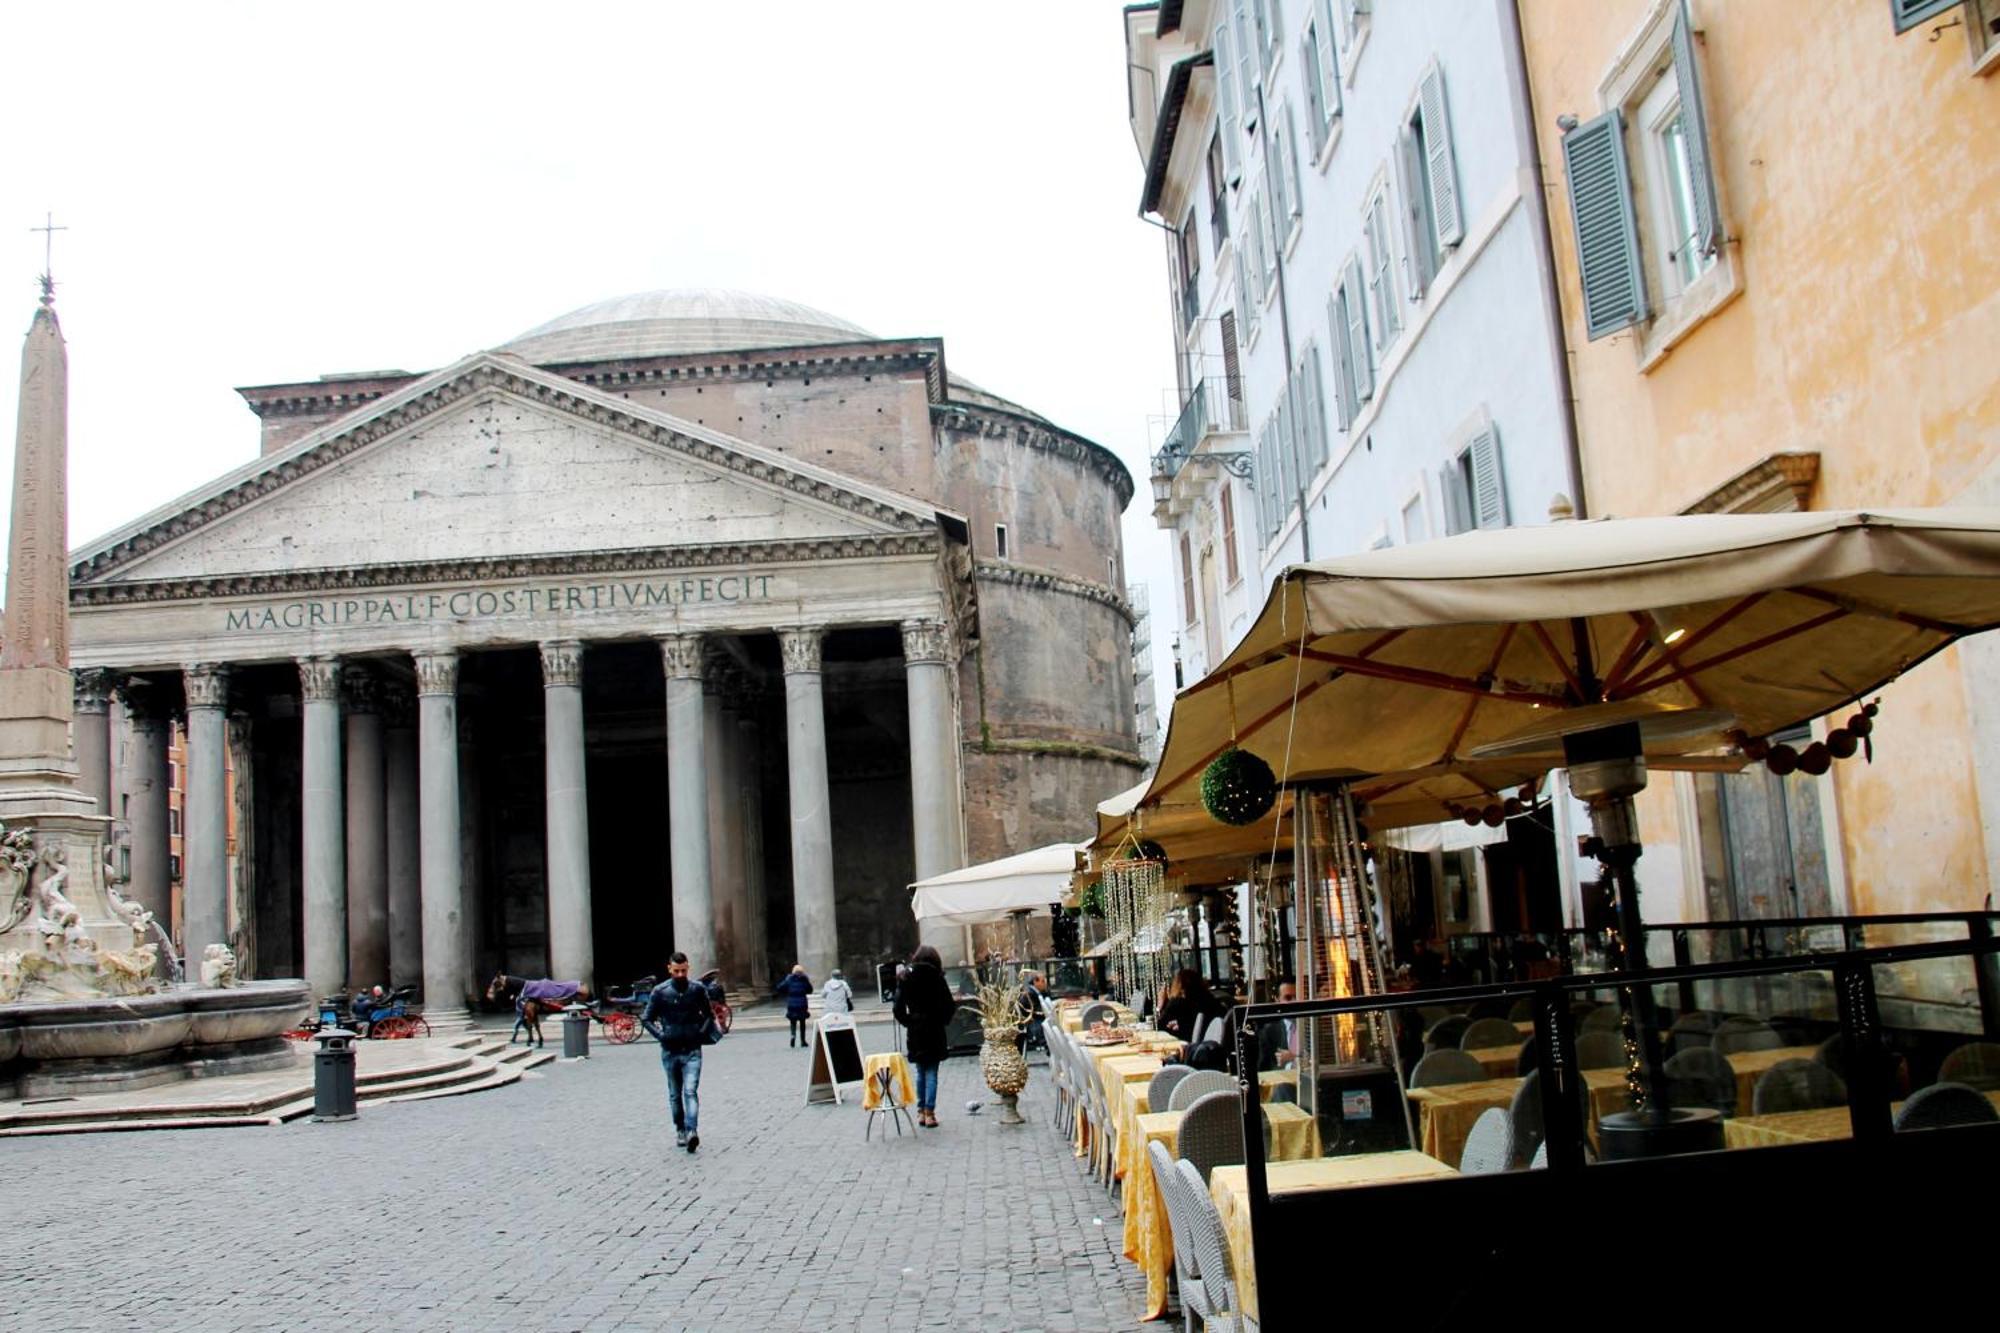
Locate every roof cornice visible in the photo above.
<box><xmin>1139</xmin><ymin>51</ymin><xmax>1213</xmax><ymax>217</ymax></box>
<box><xmin>934</xmin><ymin>402</ymin><xmax>1135</xmax><ymax>510</ymax></box>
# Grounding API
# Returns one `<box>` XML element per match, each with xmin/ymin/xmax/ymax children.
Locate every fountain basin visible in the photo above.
<box><xmin>0</xmin><ymin>978</ymin><xmax>311</xmax><ymax>1098</ymax></box>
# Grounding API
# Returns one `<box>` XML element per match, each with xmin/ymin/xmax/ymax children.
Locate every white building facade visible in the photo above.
<box><xmin>1125</xmin><ymin>0</ymin><xmax>1584</xmax><ymax>683</ymax></box>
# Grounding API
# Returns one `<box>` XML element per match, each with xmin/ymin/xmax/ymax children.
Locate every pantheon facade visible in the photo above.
<box><xmin>66</xmin><ymin>291</ymin><xmax>1140</xmax><ymax>1014</ymax></box>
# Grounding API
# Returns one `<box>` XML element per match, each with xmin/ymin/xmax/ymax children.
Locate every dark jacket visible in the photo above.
<box><xmin>1157</xmin><ymin>992</ymin><xmax>1225</xmax><ymax>1042</ymax></box>
<box><xmin>1256</xmin><ymin>1015</ymin><xmax>1298</xmax><ymax>1072</ymax></box>
<box><xmin>641</xmin><ymin>977</ymin><xmax>715</xmax><ymax>1054</ymax></box>
<box><xmin>892</xmin><ymin>962</ymin><xmax>958</xmax><ymax>1065</ymax></box>
<box><xmin>774</xmin><ymin>972</ymin><xmax>814</xmax><ymax>1018</ymax></box>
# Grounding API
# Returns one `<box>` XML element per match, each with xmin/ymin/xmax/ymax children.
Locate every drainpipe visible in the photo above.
<box><xmin>1250</xmin><ymin>77</ymin><xmax>1312</xmax><ymax>561</ymax></box>
<box><xmin>1501</xmin><ymin>0</ymin><xmax>1589</xmax><ymax>520</ymax></box>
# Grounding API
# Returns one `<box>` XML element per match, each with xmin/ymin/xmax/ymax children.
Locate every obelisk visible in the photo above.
<box><xmin>0</xmin><ymin>280</ymin><xmax>92</xmax><ymax>817</ymax></box>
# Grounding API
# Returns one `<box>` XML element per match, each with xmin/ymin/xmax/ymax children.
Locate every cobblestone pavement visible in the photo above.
<box><xmin>3</xmin><ymin>1025</ymin><xmax>1149</xmax><ymax>1332</ymax></box>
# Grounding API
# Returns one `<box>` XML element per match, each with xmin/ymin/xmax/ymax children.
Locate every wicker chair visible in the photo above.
<box><xmin>1507</xmin><ymin>996</ymin><xmax>1537</xmax><ymax>1023</ymax></box>
<box><xmin>1178</xmin><ymin>1089</ymin><xmax>1247</xmax><ymax>1183</ymax></box>
<box><xmin>1667</xmin><ymin>1011</ymin><xmax>1719</xmax><ymax>1055</ymax></box>
<box><xmin>1467</xmin><ymin>997</ymin><xmax>1514</xmax><ymax>1022</ymax></box>
<box><xmin>1459</xmin><ymin>1017</ymin><xmax>1521</xmax><ymax>1051</ymax></box>
<box><xmin>1080</xmin><ymin>1001</ymin><xmax>1117</xmax><ymax>1030</ymax></box>
<box><xmin>1459</xmin><ymin>1107</ymin><xmax>1513</xmax><ymax>1175</ymax></box>
<box><xmin>1574</xmin><ymin>1030</ymin><xmax>1626</xmax><ymax>1070</ymax></box>
<box><xmin>1661</xmin><ymin>1047</ymin><xmax>1738</xmax><ymax>1118</ymax></box>
<box><xmin>1894</xmin><ymin>1081</ymin><xmax>2000</xmax><ymax>1132</ymax></box>
<box><xmin>1751</xmin><ymin>1057</ymin><xmax>1847</xmax><ymax>1115</ymax></box>
<box><xmin>1938</xmin><ymin>1041</ymin><xmax>2000</xmax><ymax>1092</ymax></box>
<box><xmin>1148</xmin><ymin>1064</ymin><xmax>1193</xmax><ymax>1114</ymax></box>
<box><xmin>1579</xmin><ymin>1004</ymin><xmax>1624</xmax><ymax>1033</ymax></box>
<box><xmin>1147</xmin><ymin>1140</ymin><xmax>1210</xmax><ymax>1333</ymax></box>
<box><xmin>1712</xmin><ymin>1015</ymin><xmax>1784</xmax><ymax>1056</ymax></box>
<box><xmin>1173</xmin><ymin>1159</ymin><xmax>1261</xmax><ymax>1332</ymax></box>
<box><xmin>1424</xmin><ymin>1015</ymin><xmax>1472</xmax><ymax>1052</ymax></box>
<box><xmin>1507</xmin><ymin>1067</ymin><xmax>1590</xmax><ymax>1168</ymax></box>
<box><xmin>1168</xmin><ymin>1069</ymin><xmax>1238</xmax><ymax>1112</ymax></box>
<box><xmin>1410</xmin><ymin>1049</ymin><xmax>1487</xmax><ymax>1088</ymax></box>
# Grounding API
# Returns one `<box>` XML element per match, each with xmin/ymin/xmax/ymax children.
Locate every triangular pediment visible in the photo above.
<box><xmin>73</xmin><ymin>354</ymin><xmax>945</xmax><ymax>584</ymax></box>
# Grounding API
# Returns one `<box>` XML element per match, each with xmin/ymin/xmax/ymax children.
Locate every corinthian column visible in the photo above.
<box><xmin>299</xmin><ymin>656</ymin><xmax>346</xmax><ymax>997</ymax></box>
<box><xmin>343</xmin><ymin>665</ymin><xmax>389</xmax><ymax>988</ymax></box>
<box><xmin>382</xmin><ymin>681</ymin><xmax>421</xmax><ymax>990</ymax></box>
<box><xmin>541</xmin><ymin>640</ymin><xmax>593</xmax><ymax>987</ymax></box>
<box><xmin>72</xmin><ymin>668</ymin><xmax>113</xmax><ymax>813</ymax></box>
<box><xmin>903</xmin><ymin>619</ymin><xmax>968</xmax><ymax>958</ymax></box>
<box><xmin>183</xmin><ymin>663</ymin><xmax>232</xmax><ymax>973</ymax></box>
<box><xmin>414</xmin><ymin>651</ymin><xmax>469</xmax><ymax>1022</ymax></box>
<box><xmin>120</xmin><ymin>678</ymin><xmax>173</xmax><ymax>930</ymax></box>
<box><xmin>780</xmin><ymin>626</ymin><xmax>838</xmax><ymax>982</ymax></box>
<box><xmin>660</xmin><ymin>632</ymin><xmax>714</xmax><ymax>972</ymax></box>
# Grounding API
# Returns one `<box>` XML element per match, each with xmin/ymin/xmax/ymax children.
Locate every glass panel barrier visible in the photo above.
<box><xmin>1872</xmin><ymin>955</ymin><xmax>2000</xmax><ymax>1137</ymax></box>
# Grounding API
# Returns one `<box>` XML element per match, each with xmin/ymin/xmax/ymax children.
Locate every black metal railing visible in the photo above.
<box><xmin>1153</xmin><ymin>377</ymin><xmax>1249</xmax><ymax>488</ymax></box>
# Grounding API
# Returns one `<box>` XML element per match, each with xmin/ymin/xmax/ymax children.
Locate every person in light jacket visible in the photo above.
<box><xmin>774</xmin><ymin>964</ymin><xmax>814</xmax><ymax>1047</ymax></box>
<box><xmin>822</xmin><ymin>969</ymin><xmax>854</xmax><ymax>1017</ymax></box>
<box><xmin>892</xmin><ymin>945</ymin><xmax>958</xmax><ymax>1128</ymax></box>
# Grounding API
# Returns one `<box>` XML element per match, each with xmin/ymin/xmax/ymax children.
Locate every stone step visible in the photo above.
<box><xmin>0</xmin><ymin>1113</ymin><xmax>285</xmax><ymax>1137</ymax></box>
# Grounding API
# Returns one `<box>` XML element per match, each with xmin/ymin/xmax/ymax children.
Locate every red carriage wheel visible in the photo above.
<box><xmin>605</xmin><ymin>1011</ymin><xmax>640</xmax><ymax>1044</ymax></box>
<box><xmin>373</xmin><ymin>1015</ymin><xmax>412</xmax><ymax>1039</ymax></box>
<box><xmin>411</xmin><ymin>1016</ymin><xmax>432</xmax><ymax>1038</ymax></box>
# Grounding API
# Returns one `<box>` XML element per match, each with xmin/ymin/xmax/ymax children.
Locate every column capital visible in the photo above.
<box><xmin>412</xmin><ymin>649</ymin><xmax>459</xmax><ymax>697</ymax></box>
<box><xmin>658</xmin><ymin>632</ymin><xmax>705</xmax><ymax>681</ymax></box>
<box><xmin>184</xmin><ymin>662</ymin><xmax>232</xmax><ymax>710</ymax></box>
<box><xmin>298</xmin><ymin>655</ymin><xmax>341</xmax><ymax>703</ymax></box>
<box><xmin>73</xmin><ymin>667</ymin><xmax>114</xmax><ymax>714</ymax></box>
<box><xmin>900</xmin><ymin>619</ymin><xmax>952</xmax><ymax>666</ymax></box>
<box><xmin>540</xmin><ymin>639</ymin><xmax>584</xmax><ymax>689</ymax></box>
<box><xmin>778</xmin><ymin>626</ymin><xmax>824</xmax><ymax>676</ymax></box>
<box><xmin>342</xmin><ymin>662</ymin><xmax>380</xmax><ymax>714</ymax></box>
<box><xmin>117</xmin><ymin>676</ymin><xmax>173</xmax><ymax>726</ymax></box>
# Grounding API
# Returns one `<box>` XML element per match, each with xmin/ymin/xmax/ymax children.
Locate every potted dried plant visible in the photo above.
<box><xmin>969</xmin><ymin>978</ymin><xmax>1030</xmax><ymax>1125</ymax></box>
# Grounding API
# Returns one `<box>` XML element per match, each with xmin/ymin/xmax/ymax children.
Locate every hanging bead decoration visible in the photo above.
<box><xmin>1103</xmin><ymin>850</ymin><xmax>1170</xmax><ymax>1013</ymax></box>
<box><xmin>1731</xmin><ymin>700</ymin><xmax>1880</xmax><ymax>778</ymax></box>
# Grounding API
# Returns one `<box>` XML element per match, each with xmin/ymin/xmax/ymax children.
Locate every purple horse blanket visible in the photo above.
<box><xmin>521</xmin><ymin>979</ymin><xmax>581</xmax><ymax>1004</ymax></box>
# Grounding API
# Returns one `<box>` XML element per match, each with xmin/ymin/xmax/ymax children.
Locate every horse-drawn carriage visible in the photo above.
<box><xmin>487</xmin><ymin>973</ymin><xmax>648</xmax><ymax>1047</ymax></box>
<box><xmin>283</xmin><ymin>986</ymin><xmax>430</xmax><ymax>1040</ymax></box>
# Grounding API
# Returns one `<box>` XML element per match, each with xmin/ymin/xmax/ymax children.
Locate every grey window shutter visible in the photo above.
<box><xmin>1344</xmin><ymin>256</ymin><xmax>1374</xmax><ymax>402</ymax></box>
<box><xmin>1235</xmin><ymin>2</ymin><xmax>1261</xmax><ymax>134</ymax></box>
<box><xmin>1441</xmin><ymin>463</ymin><xmax>1470</xmax><ymax>536</ymax></box>
<box><xmin>1395</xmin><ymin>129</ymin><xmax>1433</xmax><ymax>299</ymax></box>
<box><xmin>1276</xmin><ymin>389</ymin><xmax>1296</xmax><ymax>503</ymax></box>
<box><xmin>1281</xmin><ymin>106</ymin><xmax>1304</xmax><ymax>223</ymax></box>
<box><xmin>1467</xmin><ymin>426</ymin><xmax>1508</xmax><ymax>529</ymax></box>
<box><xmin>1303</xmin><ymin>343</ymin><xmax>1329</xmax><ymax>468</ymax></box>
<box><xmin>1302</xmin><ymin>34</ymin><xmax>1327</xmax><ymax>158</ymax></box>
<box><xmin>1670</xmin><ymin>5</ymin><xmax>1720</xmax><ymax>261</ymax></box>
<box><xmin>1251</xmin><ymin>0</ymin><xmax>1271</xmax><ymax>79</ymax></box>
<box><xmin>1418</xmin><ymin>65</ymin><xmax>1463</xmax><ymax>250</ymax></box>
<box><xmin>1328</xmin><ymin>291</ymin><xmax>1355</xmax><ymax>431</ymax></box>
<box><xmin>1891</xmin><ymin>0</ymin><xmax>1959</xmax><ymax>33</ymax></box>
<box><xmin>1316</xmin><ymin>1</ymin><xmax>1342</xmax><ymax>120</ymax></box>
<box><xmin>1562</xmin><ymin>110</ymin><xmax>1649</xmax><ymax>340</ymax></box>
<box><xmin>1216</xmin><ymin>20</ymin><xmax>1242</xmax><ymax>184</ymax></box>
<box><xmin>1268</xmin><ymin>121</ymin><xmax>1291</xmax><ymax>230</ymax></box>
<box><xmin>1220</xmin><ymin>311</ymin><xmax>1243</xmax><ymax>426</ymax></box>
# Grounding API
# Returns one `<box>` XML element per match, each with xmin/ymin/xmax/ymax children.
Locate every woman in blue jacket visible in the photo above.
<box><xmin>775</xmin><ymin>964</ymin><xmax>814</xmax><ymax>1047</ymax></box>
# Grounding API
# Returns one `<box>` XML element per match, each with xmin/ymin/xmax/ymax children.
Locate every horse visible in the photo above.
<box><xmin>486</xmin><ymin>973</ymin><xmax>592</xmax><ymax>1048</ymax></box>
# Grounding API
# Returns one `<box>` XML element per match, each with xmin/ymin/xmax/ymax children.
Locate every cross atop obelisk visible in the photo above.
<box><xmin>29</xmin><ymin>213</ymin><xmax>65</xmax><ymax>307</ymax></box>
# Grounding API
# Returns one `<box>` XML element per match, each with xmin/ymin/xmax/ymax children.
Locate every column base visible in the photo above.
<box><xmin>418</xmin><ymin>1007</ymin><xmax>476</xmax><ymax>1033</ymax></box>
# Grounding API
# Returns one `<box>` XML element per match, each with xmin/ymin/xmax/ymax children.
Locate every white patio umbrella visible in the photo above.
<box><xmin>909</xmin><ymin>842</ymin><xmax>1082</xmax><ymax>926</ymax></box>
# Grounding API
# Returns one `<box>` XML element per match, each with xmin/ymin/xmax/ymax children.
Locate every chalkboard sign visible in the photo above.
<box><xmin>806</xmin><ymin>1013</ymin><xmax>869</xmax><ymax>1105</ymax></box>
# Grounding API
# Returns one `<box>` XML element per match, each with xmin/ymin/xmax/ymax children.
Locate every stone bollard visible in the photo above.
<box><xmin>313</xmin><ymin>1028</ymin><xmax>358</xmax><ymax>1122</ymax></box>
<box><xmin>562</xmin><ymin>1004</ymin><xmax>591</xmax><ymax>1060</ymax></box>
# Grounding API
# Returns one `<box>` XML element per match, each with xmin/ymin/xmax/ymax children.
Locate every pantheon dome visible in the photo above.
<box><xmin>502</xmin><ymin>288</ymin><xmax>875</xmax><ymax>363</ymax></box>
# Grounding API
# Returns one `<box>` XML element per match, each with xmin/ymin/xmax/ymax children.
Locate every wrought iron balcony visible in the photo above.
<box><xmin>1151</xmin><ymin>377</ymin><xmax>1253</xmax><ymax>495</ymax></box>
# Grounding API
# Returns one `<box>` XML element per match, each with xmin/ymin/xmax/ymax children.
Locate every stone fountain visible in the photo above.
<box><xmin>0</xmin><ymin>277</ymin><xmax>307</xmax><ymax>1099</ymax></box>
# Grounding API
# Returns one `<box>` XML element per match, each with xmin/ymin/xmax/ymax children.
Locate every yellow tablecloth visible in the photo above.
<box><xmin>1257</xmin><ymin>1069</ymin><xmax>1298</xmax><ymax>1102</ymax></box>
<box><xmin>1211</xmin><ymin>1153</ymin><xmax>1457</xmax><ymax>1323</ymax></box>
<box><xmin>1118</xmin><ymin>1098</ymin><xmax>1326</xmax><ymax>1320</ymax></box>
<box><xmin>1721</xmin><ymin>1045</ymin><xmax>1824</xmax><ymax>1112</ymax></box>
<box><xmin>1722</xmin><ymin>1087</ymin><xmax>2000</xmax><ymax>1148</ymax></box>
<box><xmin>860</xmin><ymin>1052</ymin><xmax>914</xmax><ymax>1111</ymax></box>
<box><xmin>1407</xmin><ymin>1068</ymin><xmax>1631</xmax><ymax>1167</ymax></box>
<box><xmin>1467</xmin><ymin>1044</ymin><xmax>1520</xmax><ymax>1078</ymax></box>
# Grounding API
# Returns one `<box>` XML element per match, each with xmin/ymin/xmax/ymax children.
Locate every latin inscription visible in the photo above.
<box><xmin>223</xmin><ymin>573</ymin><xmax>777</xmax><ymax>633</ymax></box>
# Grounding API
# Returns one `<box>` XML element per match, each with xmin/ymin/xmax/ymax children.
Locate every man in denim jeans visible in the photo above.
<box><xmin>641</xmin><ymin>952</ymin><xmax>715</xmax><ymax>1153</ymax></box>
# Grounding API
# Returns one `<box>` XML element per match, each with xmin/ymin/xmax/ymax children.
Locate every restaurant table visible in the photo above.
<box><xmin>1407</xmin><ymin>1068</ymin><xmax>1632</xmax><ymax>1167</ymax></box>
<box><xmin>1211</xmin><ymin>1153</ymin><xmax>1458</xmax><ymax>1323</ymax></box>
<box><xmin>860</xmin><ymin>1052</ymin><xmax>914</xmax><ymax>1111</ymax></box>
<box><xmin>1723</xmin><ymin>1087</ymin><xmax>2000</xmax><ymax>1149</ymax></box>
<box><xmin>1119</xmin><ymin>1101</ymin><xmax>1326</xmax><ymax>1319</ymax></box>
<box><xmin>1467</xmin><ymin>1044</ymin><xmax>1520</xmax><ymax>1077</ymax></box>
<box><xmin>1720</xmin><ymin>1045</ymin><xmax>1825</xmax><ymax>1112</ymax></box>
<box><xmin>1257</xmin><ymin>1069</ymin><xmax>1299</xmax><ymax>1102</ymax></box>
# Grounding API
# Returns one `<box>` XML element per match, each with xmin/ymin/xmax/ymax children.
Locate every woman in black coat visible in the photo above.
<box><xmin>893</xmin><ymin>945</ymin><xmax>958</xmax><ymax>1128</ymax></box>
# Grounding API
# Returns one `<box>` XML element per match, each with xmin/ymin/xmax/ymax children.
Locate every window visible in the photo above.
<box><xmin>1240</xmin><ymin>192</ymin><xmax>1266</xmax><ymax>335</ymax></box>
<box><xmin>1178</xmin><ymin>208</ymin><xmax>1202</xmax><ymax>337</ymax></box>
<box><xmin>1207</xmin><ymin>136</ymin><xmax>1230</xmax><ymax>250</ymax></box>
<box><xmin>1442</xmin><ymin>423</ymin><xmax>1508</xmax><ymax>535</ymax></box>
<box><xmin>1213</xmin><ymin>20</ymin><xmax>1243</xmax><ymax>185</ymax></box>
<box><xmin>1234</xmin><ymin>2</ymin><xmax>1262</xmax><ymax>135</ymax></box>
<box><xmin>1292</xmin><ymin>342</ymin><xmax>1330</xmax><ymax>478</ymax></box>
<box><xmin>168</xmin><ymin>760</ymin><xmax>179</xmax><ymax>786</ymax></box>
<box><xmin>1327</xmin><ymin>256</ymin><xmax>1372</xmax><ymax>429</ymax></box>
<box><xmin>1303</xmin><ymin>1</ymin><xmax>1342</xmax><ymax>158</ymax></box>
<box><xmin>1257</xmin><ymin>182</ymin><xmax>1281</xmax><ymax>298</ymax></box>
<box><xmin>169</xmin><ymin>854</ymin><xmax>182</xmax><ymax>883</ymax></box>
<box><xmin>1891</xmin><ymin>0</ymin><xmax>1961</xmax><ymax>32</ymax></box>
<box><xmin>1278</xmin><ymin>105</ymin><xmax>1304</xmax><ymax>235</ymax></box>
<box><xmin>1396</xmin><ymin>64</ymin><xmax>1462</xmax><ymax>302</ymax></box>
<box><xmin>1180</xmin><ymin>534</ymin><xmax>1197</xmax><ymax>625</ymax></box>
<box><xmin>169</xmin><ymin>808</ymin><xmax>181</xmax><ymax>836</ymax></box>
<box><xmin>1219</xmin><ymin>310</ymin><xmax>1246</xmax><ymax>429</ymax></box>
<box><xmin>1251</xmin><ymin>0</ymin><xmax>1283</xmax><ymax>82</ymax></box>
<box><xmin>1567</xmin><ymin>1</ymin><xmax>1734</xmax><ymax>357</ymax></box>
<box><xmin>1363</xmin><ymin>179</ymin><xmax>1401</xmax><ymax>354</ymax></box>
<box><xmin>1220</xmin><ymin>487</ymin><xmax>1241</xmax><ymax>586</ymax></box>
<box><xmin>1266</xmin><ymin>108</ymin><xmax>1295</xmax><ymax>239</ymax></box>
<box><xmin>994</xmin><ymin>524</ymin><xmax>1009</xmax><ymax>559</ymax></box>
<box><xmin>1339</xmin><ymin>0</ymin><xmax>1371</xmax><ymax>69</ymax></box>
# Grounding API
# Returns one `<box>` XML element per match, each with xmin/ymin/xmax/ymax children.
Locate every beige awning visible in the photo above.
<box><xmin>1143</xmin><ymin>509</ymin><xmax>2000</xmax><ymax>815</ymax></box>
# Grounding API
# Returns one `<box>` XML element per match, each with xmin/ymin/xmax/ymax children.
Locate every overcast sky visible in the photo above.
<box><xmin>0</xmin><ymin>1</ymin><xmax>1184</xmax><ymax>725</ymax></box>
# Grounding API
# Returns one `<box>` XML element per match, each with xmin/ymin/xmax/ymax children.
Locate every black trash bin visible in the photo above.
<box><xmin>313</xmin><ymin>1028</ymin><xmax>358</xmax><ymax>1122</ymax></box>
<box><xmin>562</xmin><ymin>1004</ymin><xmax>591</xmax><ymax>1059</ymax></box>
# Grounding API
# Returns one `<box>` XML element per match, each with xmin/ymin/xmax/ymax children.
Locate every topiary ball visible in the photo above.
<box><xmin>1200</xmin><ymin>746</ymin><xmax>1278</xmax><ymax>826</ymax></box>
<box><xmin>1135</xmin><ymin>839</ymin><xmax>1169</xmax><ymax>865</ymax></box>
